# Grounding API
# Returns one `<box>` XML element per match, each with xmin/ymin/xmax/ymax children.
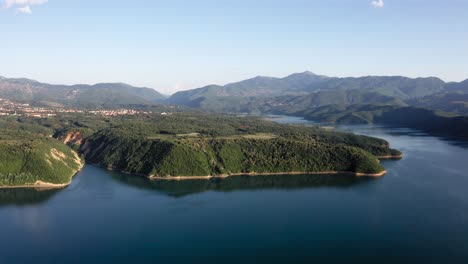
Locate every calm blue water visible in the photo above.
<box><xmin>1</xmin><ymin>116</ymin><xmax>468</xmax><ymax>263</ymax></box>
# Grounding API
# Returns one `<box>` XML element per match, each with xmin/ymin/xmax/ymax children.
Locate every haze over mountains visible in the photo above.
<box><xmin>1</xmin><ymin>72</ymin><xmax>467</xmax><ymax>116</ymax></box>
<box><xmin>1</xmin><ymin>71</ymin><xmax>468</xmax><ymax>182</ymax></box>
<box><xmin>0</xmin><ymin>77</ymin><xmax>166</xmax><ymax>108</ymax></box>
<box><xmin>167</xmin><ymin>72</ymin><xmax>467</xmax><ymax>115</ymax></box>
<box><xmin>168</xmin><ymin>72</ymin><xmax>445</xmax><ymax>106</ymax></box>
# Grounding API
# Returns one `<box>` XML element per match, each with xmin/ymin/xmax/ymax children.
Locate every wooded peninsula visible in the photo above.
<box><xmin>0</xmin><ymin>111</ymin><xmax>401</xmax><ymax>187</ymax></box>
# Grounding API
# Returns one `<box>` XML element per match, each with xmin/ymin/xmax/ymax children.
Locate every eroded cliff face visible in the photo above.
<box><xmin>57</xmin><ymin>132</ymin><xmax>100</xmax><ymax>162</ymax></box>
<box><xmin>60</xmin><ymin>131</ymin><xmax>83</xmax><ymax>146</ymax></box>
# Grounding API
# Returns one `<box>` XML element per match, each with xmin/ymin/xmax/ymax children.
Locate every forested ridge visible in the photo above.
<box><xmin>0</xmin><ymin>112</ymin><xmax>401</xmax><ymax>185</ymax></box>
<box><xmin>74</xmin><ymin>113</ymin><xmax>399</xmax><ymax>177</ymax></box>
<box><xmin>0</xmin><ymin>129</ymin><xmax>83</xmax><ymax>186</ymax></box>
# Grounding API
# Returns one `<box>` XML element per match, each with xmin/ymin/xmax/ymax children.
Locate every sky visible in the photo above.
<box><xmin>1</xmin><ymin>0</ymin><xmax>467</xmax><ymax>94</ymax></box>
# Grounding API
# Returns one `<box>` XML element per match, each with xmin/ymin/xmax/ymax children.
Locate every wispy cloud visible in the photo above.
<box><xmin>17</xmin><ymin>5</ymin><xmax>31</xmax><ymax>14</ymax></box>
<box><xmin>2</xmin><ymin>0</ymin><xmax>48</xmax><ymax>14</ymax></box>
<box><xmin>371</xmin><ymin>0</ymin><xmax>385</xmax><ymax>8</ymax></box>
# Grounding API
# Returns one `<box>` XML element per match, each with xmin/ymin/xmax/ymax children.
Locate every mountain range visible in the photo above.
<box><xmin>168</xmin><ymin>72</ymin><xmax>446</xmax><ymax>107</ymax></box>
<box><xmin>1</xmin><ymin>72</ymin><xmax>467</xmax><ymax>115</ymax></box>
<box><xmin>167</xmin><ymin>72</ymin><xmax>468</xmax><ymax>115</ymax></box>
<box><xmin>0</xmin><ymin>77</ymin><xmax>166</xmax><ymax>108</ymax></box>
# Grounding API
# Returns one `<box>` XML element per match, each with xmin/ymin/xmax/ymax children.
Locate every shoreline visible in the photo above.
<box><xmin>148</xmin><ymin>170</ymin><xmax>387</xmax><ymax>181</ymax></box>
<box><xmin>96</xmin><ymin>162</ymin><xmax>389</xmax><ymax>181</ymax></box>
<box><xmin>376</xmin><ymin>154</ymin><xmax>404</xmax><ymax>160</ymax></box>
<box><xmin>0</xmin><ymin>181</ymin><xmax>71</xmax><ymax>189</ymax></box>
<box><xmin>1</xmin><ymin>153</ymin><xmax>394</xmax><ymax>188</ymax></box>
<box><xmin>0</xmin><ymin>156</ymin><xmax>85</xmax><ymax>190</ymax></box>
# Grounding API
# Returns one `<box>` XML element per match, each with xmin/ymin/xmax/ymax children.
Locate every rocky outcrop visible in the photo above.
<box><xmin>60</xmin><ymin>131</ymin><xmax>83</xmax><ymax>146</ymax></box>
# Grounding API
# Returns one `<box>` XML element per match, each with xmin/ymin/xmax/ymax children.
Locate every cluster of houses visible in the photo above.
<box><xmin>88</xmin><ymin>109</ymin><xmax>152</xmax><ymax>116</ymax></box>
<box><xmin>0</xmin><ymin>97</ymin><xmax>171</xmax><ymax>118</ymax></box>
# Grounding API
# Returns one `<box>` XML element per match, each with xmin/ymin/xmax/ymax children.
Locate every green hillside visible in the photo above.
<box><xmin>82</xmin><ymin>128</ymin><xmax>387</xmax><ymax>177</ymax></box>
<box><xmin>299</xmin><ymin>105</ymin><xmax>468</xmax><ymax>140</ymax></box>
<box><xmin>0</xmin><ymin>77</ymin><xmax>166</xmax><ymax>107</ymax></box>
<box><xmin>0</xmin><ymin>130</ymin><xmax>83</xmax><ymax>187</ymax></box>
<box><xmin>68</xmin><ymin>113</ymin><xmax>401</xmax><ymax>177</ymax></box>
<box><xmin>0</xmin><ymin>110</ymin><xmax>401</xmax><ymax>183</ymax></box>
<box><xmin>168</xmin><ymin>72</ymin><xmax>445</xmax><ymax>111</ymax></box>
<box><xmin>445</xmin><ymin>79</ymin><xmax>468</xmax><ymax>93</ymax></box>
<box><xmin>408</xmin><ymin>92</ymin><xmax>468</xmax><ymax>115</ymax></box>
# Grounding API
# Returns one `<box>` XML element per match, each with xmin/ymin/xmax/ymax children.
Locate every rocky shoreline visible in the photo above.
<box><xmin>148</xmin><ymin>170</ymin><xmax>387</xmax><ymax>181</ymax></box>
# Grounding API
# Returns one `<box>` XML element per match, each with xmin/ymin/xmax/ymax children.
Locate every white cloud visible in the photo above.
<box><xmin>17</xmin><ymin>5</ymin><xmax>31</xmax><ymax>14</ymax></box>
<box><xmin>371</xmin><ymin>0</ymin><xmax>385</xmax><ymax>8</ymax></box>
<box><xmin>2</xmin><ymin>0</ymin><xmax>47</xmax><ymax>14</ymax></box>
<box><xmin>4</xmin><ymin>0</ymin><xmax>47</xmax><ymax>7</ymax></box>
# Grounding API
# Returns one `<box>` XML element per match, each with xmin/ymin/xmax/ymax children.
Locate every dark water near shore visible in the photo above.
<box><xmin>1</xmin><ymin>116</ymin><xmax>468</xmax><ymax>263</ymax></box>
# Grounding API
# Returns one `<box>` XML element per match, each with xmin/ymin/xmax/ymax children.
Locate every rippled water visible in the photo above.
<box><xmin>1</xmin><ymin>116</ymin><xmax>468</xmax><ymax>263</ymax></box>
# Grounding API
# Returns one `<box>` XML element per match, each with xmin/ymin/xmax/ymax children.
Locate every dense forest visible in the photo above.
<box><xmin>83</xmin><ymin>130</ymin><xmax>386</xmax><ymax>177</ymax></box>
<box><xmin>2</xmin><ymin>73</ymin><xmax>467</xmax><ymax>146</ymax></box>
<box><xmin>0</xmin><ymin>129</ymin><xmax>83</xmax><ymax>186</ymax></box>
<box><xmin>297</xmin><ymin>105</ymin><xmax>468</xmax><ymax>140</ymax></box>
<box><xmin>73</xmin><ymin>113</ymin><xmax>399</xmax><ymax>176</ymax></box>
<box><xmin>0</xmin><ymin>112</ymin><xmax>401</xmax><ymax>185</ymax></box>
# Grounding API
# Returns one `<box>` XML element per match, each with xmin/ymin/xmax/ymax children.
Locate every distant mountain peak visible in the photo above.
<box><xmin>300</xmin><ymin>71</ymin><xmax>318</xmax><ymax>76</ymax></box>
<box><xmin>252</xmin><ymin>75</ymin><xmax>276</xmax><ymax>80</ymax></box>
<box><xmin>284</xmin><ymin>71</ymin><xmax>328</xmax><ymax>80</ymax></box>
<box><xmin>93</xmin><ymin>82</ymin><xmax>133</xmax><ymax>88</ymax></box>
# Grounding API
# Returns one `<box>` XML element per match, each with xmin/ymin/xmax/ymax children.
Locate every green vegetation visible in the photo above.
<box><xmin>5</xmin><ymin>71</ymin><xmax>468</xmax><ymax>183</ymax></box>
<box><xmin>408</xmin><ymin>92</ymin><xmax>468</xmax><ymax>115</ymax></box>
<box><xmin>164</xmin><ymin>73</ymin><xmax>468</xmax><ymax>145</ymax></box>
<box><xmin>299</xmin><ymin>104</ymin><xmax>468</xmax><ymax>140</ymax></box>
<box><xmin>0</xmin><ymin>111</ymin><xmax>401</xmax><ymax>183</ymax></box>
<box><xmin>168</xmin><ymin>73</ymin><xmax>445</xmax><ymax>111</ymax></box>
<box><xmin>83</xmin><ymin>131</ymin><xmax>385</xmax><ymax>177</ymax></box>
<box><xmin>74</xmin><ymin>113</ymin><xmax>398</xmax><ymax>177</ymax></box>
<box><xmin>0</xmin><ymin>77</ymin><xmax>166</xmax><ymax>107</ymax></box>
<box><xmin>0</xmin><ymin>129</ymin><xmax>83</xmax><ymax>186</ymax></box>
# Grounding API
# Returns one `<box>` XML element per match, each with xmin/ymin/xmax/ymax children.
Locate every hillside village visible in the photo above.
<box><xmin>0</xmin><ymin>98</ymin><xmax>160</xmax><ymax>117</ymax></box>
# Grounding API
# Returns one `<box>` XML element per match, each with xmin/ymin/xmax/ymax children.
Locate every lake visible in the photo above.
<box><xmin>1</xmin><ymin>116</ymin><xmax>468</xmax><ymax>263</ymax></box>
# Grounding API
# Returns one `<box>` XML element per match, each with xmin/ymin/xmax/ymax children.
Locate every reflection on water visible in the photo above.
<box><xmin>0</xmin><ymin>169</ymin><xmax>380</xmax><ymax>205</ymax></box>
<box><xmin>272</xmin><ymin>114</ymin><xmax>468</xmax><ymax>148</ymax></box>
<box><xmin>111</xmin><ymin>173</ymin><xmax>378</xmax><ymax>197</ymax></box>
<box><xmin>1</xmin><ymin>118</ymin><xmax>468</xmax><ymax>263</ymax></box>
<box><xmin>339</xmin><ymin>124</ymin><xmax>468</xmax><ymax>148</ymax></box>
<box><xmin>0</xmin><ymin>188</ymin><xmax>62</xmax><ymax>207</ymax></box>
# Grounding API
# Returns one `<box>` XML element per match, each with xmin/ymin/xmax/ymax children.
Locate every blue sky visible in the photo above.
<box><xmin>1</xmin><ymin>0</ymin><xmax>467</xmax><ymax>94</ymax></box>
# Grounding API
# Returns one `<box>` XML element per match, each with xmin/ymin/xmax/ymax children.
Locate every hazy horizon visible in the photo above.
<box><xmin>1</xmin><ymin>0</ymin><xmax>467</xmax><ymax>94</ymax></box>
<box><xmin>0</xmin><ymin>70</ymin><xmax>461</xmax><ymax>96</ymax></box>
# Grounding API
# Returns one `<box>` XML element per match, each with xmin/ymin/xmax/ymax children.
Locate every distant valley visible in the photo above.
<box><xmin>162</xmin><ymin>72</ymin><xmax>468</xmax><ymax>141</ymax></box>
<box><xmin>2</xmin><ymin>72</ymin><xmax>468</xmax><ymax>116</ymax></box>
<box><xmin>2</xmin><ymin>71</ymin><xmax>468</xmax><ymax>143</ymax></box>
<box><xmin>1</xmin><ymin>70</ymin><xmax>467</xmax><ymax>187</ymax></box>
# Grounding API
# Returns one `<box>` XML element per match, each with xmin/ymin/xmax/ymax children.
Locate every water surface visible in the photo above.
<box><xmin>1</xmin><ymin>116</ymin><xmax>468</xmax><ymax>263</ymax></box>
